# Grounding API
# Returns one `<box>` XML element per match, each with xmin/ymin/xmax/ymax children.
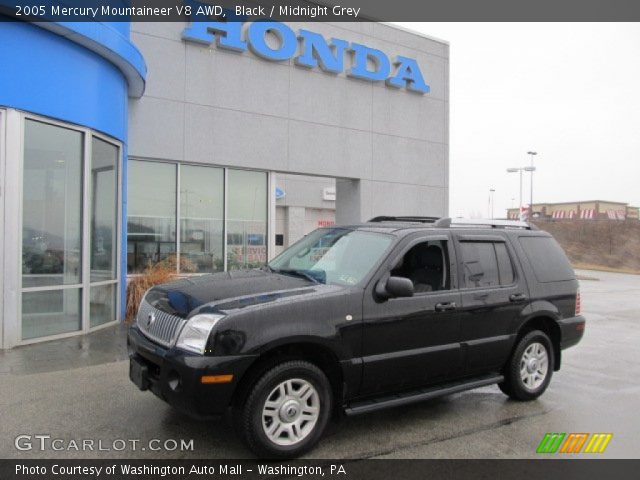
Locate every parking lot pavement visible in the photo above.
<box><xmin>1</xmin><ymin>270</ymin><xmax>638</xmax><ymax>459</ymax></box>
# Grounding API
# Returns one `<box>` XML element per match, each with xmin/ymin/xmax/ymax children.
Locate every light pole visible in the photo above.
<box><xmin>489</xmin><ymin>188</ymin><xmax>495</xmax><ymax>219</ymax></box>
<box><xmin>507</xmin><ymin>167</ymin><xmax>523</xmax><ymax>213</ymax></box>
<box><xmin>507</xmin><ymin>166</ymin><xmax>536</xmax><ymax>220</ymax></box>
<box><xmin>527</xmin><ymin>151</ymin><xmax>537</xmax><ymax>216</ymax></box>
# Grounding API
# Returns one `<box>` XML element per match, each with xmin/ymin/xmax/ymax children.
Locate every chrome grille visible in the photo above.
<box><xmin>136</xmin><ymin>300</ymin><xmax>186</xmax><ymax>347</ymax></box>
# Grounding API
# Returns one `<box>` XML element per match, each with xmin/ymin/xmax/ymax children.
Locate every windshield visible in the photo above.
<box><xmin>268</xmin><ymin>228</ymin><xmax>393</xmax><ymax>286</ymax></box>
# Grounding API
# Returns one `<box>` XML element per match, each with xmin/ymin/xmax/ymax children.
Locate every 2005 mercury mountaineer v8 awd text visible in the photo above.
<box><xmin>128</xmin><ymin>217</ymin><xmax>585</xmax><ymax>457</ymax></box>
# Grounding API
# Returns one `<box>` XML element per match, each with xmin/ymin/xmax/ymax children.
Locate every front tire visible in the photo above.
<box><xmin>236</xmin><ymin>360</ymin><xmax>332</xmax><ymax>458</ymax></box>
<box><xmin>499</xmin><ymin>330</ymin><xmax>554</xmax><ymax>401</ymax></box>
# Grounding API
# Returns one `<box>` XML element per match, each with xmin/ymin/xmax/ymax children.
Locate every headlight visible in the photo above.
<box><xmin>175</xmin><ymin>313</ymin><xmax>225</xmax><ymax>354</ymax></box>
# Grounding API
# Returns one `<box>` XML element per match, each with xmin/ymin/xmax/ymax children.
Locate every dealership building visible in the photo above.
<box><xmin>0</xmin><ymin>18</ymin><xmax>449</xmax><ymax>348</ymax></box>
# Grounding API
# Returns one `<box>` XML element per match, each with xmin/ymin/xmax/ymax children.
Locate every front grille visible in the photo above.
<box><xmin>136</xmin><ymin>300</ymin><xmax>186</xmax><ymax>347</ymax></box>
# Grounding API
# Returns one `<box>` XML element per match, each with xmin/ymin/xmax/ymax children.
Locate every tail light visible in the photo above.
<box><xmin>575</xmin><ymin>290</ymin><xmax>581</xmax><ymax>315</ymax></box>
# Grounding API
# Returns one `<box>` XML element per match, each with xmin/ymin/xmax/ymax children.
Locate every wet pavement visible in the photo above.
<box><xmin>1</xmin><ymin>270</ymin><xmax>638</xmax><ymax>459</ymax></box>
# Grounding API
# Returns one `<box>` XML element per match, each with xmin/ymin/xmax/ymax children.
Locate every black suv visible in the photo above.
<box><xmin>128</xmin><ymin>217</ymin><xmax>585</xmax><ymax>457</ymax></box>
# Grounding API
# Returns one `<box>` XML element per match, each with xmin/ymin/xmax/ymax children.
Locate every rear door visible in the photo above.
<box><xmin>359</xmin><ymin>233</ymin><xmax>464</xmax><ymax>396</ymax></box>
<box><xmin>454</xmin><ymin>233</ymin><xmax>528</xmax><ymax>375</ymax></box>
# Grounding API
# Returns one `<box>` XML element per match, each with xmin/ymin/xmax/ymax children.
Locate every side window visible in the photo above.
<box><xmin>390</xmin><ymin>240</ymin><xmax>451</xmax><ymax>293</ymax></box>
<box><xmin>495</xmin><ymin>242</ymin><xmax>515</xmax><ymax>285</ymax></box>
<box><xmin>518</xmin><ymin>236</ymin><xmax>575</xmax><ymax>282</ymax></box>
<box><xmin>460</xmin><ymin>241</ymin><xmax>515</xmax><ymax>288</ymax></box>
<box><xmin>460</xmin><ymin>242</ymin><xmax>499</xmax><ymax>288</ymax></box>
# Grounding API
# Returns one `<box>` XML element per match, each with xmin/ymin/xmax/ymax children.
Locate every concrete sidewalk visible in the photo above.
<box><xmin>0</xmin><ymin>323</ymin><xmax>129</xmax><ymax>376</ymax></box>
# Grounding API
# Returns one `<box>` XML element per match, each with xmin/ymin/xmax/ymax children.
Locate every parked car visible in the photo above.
<box><xmin>128</xmin><ymin>217</ymin><xmax>585</xmax><ymax>458</ymax></box>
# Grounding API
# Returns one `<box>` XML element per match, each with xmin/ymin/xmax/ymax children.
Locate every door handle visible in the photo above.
<box><xmin>435</xmin><ymin>302</ymin><xmax>457</xmax><ymax>312</ymax></box>
<box><xmin>509</xmin><ymin>293</ymin><xmax>527</xmax><ymax>303</ymax></box>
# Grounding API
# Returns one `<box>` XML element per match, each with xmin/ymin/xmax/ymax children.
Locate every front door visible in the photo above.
<box><xmin>359</xmin><ymin>234</ymin><xmax>463</xmax><ymax>396</ymax></box>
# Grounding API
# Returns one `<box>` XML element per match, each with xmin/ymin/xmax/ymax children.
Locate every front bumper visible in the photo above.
<box><xmin>127</xmin><ymin>325</ymin><xmax>257</xmax><ymax>419</ymax></box>
<box><xmin>558</xmin><ymin>315</ymin><xmax>586</xmax><ymax>350</ymax></box>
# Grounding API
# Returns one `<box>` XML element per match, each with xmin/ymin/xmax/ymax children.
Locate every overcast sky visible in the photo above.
<box><xmin>395</xmin><ymin>23</ymin><xmax>640</xmax><ymax>218</ymax></box>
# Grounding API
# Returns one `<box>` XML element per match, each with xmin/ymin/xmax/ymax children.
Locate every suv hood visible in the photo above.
<box><xmin>145</xmin><ymin>269</ymin><xmax>325</xmax><ymax>318</ymax></box>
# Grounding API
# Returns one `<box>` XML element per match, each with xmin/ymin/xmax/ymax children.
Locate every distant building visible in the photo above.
<box><xmin>507</xmin><ymin>201</ymin><xmax>639</xmax><ymax>221</ymax></box>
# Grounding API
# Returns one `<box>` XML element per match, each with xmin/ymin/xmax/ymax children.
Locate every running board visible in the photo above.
<box><xmin>344</xmin><ymin>374</ymin><xmax>504</xmax><ymax>416</ymax></box>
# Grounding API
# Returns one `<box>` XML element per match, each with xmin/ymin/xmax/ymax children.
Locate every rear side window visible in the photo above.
<box><xmin>460</xmin><ymin>241</ymin><xmax>515</xmax><ymax>288</ymax></box>
<box><xmin>519</xmin><ymin>236</ymin><xmax>575</xmax><ymax>282</ymax></box>
<box><xmin>495</xmin><ymin>243</ymin><xmax>515</xmax><ymax>285</ymax></box>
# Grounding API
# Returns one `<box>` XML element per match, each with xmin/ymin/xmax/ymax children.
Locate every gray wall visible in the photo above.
<box><xmin>128</xmin><ymin>21</ymin><xmax>449</xmax><ymax>223</ymax></box>
<box><xmin>275</xmin><ymin>174</ymin><xmax>335</xmax><ymax>210</ymax></box>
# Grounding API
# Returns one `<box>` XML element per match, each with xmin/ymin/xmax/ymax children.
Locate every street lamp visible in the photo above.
<box><xmin>507</xmin><ymin>167</ymin><xmax>524</xmax><ymax>214</ymax></box>
<box><xmin>527</xmin><ymin>151</ymin><xmax>537</xmax><ymax>215</ymax></box>
<box><xmin>488</xmin><ymin>188</ymin><xmax>495</xmax><ymax>219</ymax></box>
<box><xmin>507</xmin><ymin>166</ymin><xmax>536</xmax><ymax>219</ymax></box>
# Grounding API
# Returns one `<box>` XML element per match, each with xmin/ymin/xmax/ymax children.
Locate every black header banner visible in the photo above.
<box><xmin>1</xmin><ymin>0</ymin><xmax>640</xmax><ymax>22</ymax></box>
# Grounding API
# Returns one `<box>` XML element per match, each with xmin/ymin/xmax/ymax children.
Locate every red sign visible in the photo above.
<box><xmin>317</xmin><ymin>220</ymin><xmax>335</xmax><ymax>227</ymax></box>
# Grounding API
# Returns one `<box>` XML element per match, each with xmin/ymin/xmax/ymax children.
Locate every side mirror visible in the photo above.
<box><xmin>376</xmin><ymin>276</ymin><xmax>414</xmax><ymax>299</ymax></box>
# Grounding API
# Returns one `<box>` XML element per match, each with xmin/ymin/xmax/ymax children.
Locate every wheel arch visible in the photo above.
<box><xmin>516</xmin><ymin>315</ymin><xmax>562</xmax><ymax>371</ymax></box>
<box><xmin>231</xmin><ymin>340</ymin><xmax>345</xmax><ymax>410</ymax></box>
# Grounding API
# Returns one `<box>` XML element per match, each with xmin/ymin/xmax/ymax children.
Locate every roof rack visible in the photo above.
<box><xmin>368</xmin><ymin>216</ymin><xmax>536</xmax><ymax>230</ymax></box>
<box><xmin>434</xmin><ymin>218</ymin><xmax>537</xmax><ymax>230</ymax></box>
<box><xmin>368</xmin><ymin>216</ymin><xmax>440</xmax><ymax>223</ymax></box>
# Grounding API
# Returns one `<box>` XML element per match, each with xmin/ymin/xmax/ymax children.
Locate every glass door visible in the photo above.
<box><xmin>21</xmin><ymin>120</ymin><xmax>84</xmax><ymax>340</ymax></box>
<box><xmin>89</xmin><ymin>137</ymin><xmax>119</xmax><ymax>328</ymax></box>
<box><xmin>19</xmin><ymin>117</ymin><xmax>121</xmax><ymax>343</ymax></box>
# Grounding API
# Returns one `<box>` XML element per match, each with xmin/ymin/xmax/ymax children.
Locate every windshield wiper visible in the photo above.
<box><xmin>271</xmin><ymin>268</ymin><xmax>322</xmax><ymax>284</ymax></box>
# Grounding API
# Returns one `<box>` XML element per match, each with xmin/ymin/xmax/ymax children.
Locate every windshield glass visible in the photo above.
<box><xmin>268</xmin><ymin>228</ymin><xmax>393</xmax><ymax>286</ymax></box>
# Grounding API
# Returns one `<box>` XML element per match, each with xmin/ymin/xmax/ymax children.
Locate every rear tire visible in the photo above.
<box><xmin>235</xmin><ymin>360</ymin><xmax>332</xmax><ymax>458</ymax></box>
<box><xmin>499</xmin><ymin>330</ymin><xmax>554</xmax><ymax>401</ymax></box>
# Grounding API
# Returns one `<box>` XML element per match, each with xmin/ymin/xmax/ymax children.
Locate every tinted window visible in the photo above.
<box><xmin>389</xmin><ymin>240</ymin><xmax>451</xmax><ymax>293</ymax></box>
<box><xmin>495</xmin><ymin>242</ymin><xmax>515</xmax><ymax>285</ymax></box>
<box><xmin>519</xmin><ymin>236</ymin><xmax>575</xmax><ymax>282</ymax></box>
<box><xmin>460</xmin><ymin>242</ymin><xmax>500</xmax><ymax>288</ymax></box>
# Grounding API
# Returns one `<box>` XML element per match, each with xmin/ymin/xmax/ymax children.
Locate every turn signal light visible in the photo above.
<box><xmin>201</xmin><ymin>374</ymin><xmax>234</xmax><ymax>384</ymax></box>
<box><xmin>575</xmin><ymin>290</ymin><xmax>581</xmax><ymax>315</ymax></box>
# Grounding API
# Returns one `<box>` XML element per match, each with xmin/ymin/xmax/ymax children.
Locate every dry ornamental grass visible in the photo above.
<box><xmin>125</xmin><ymin>255</ymin><xmax>196</xmax><ymax>322</ymax></box>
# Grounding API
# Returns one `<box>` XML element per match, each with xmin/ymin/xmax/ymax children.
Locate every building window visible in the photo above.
<box><xmin>91</xmin><ymin>138</ymin><xmax>118</xmax><ymax>282</ymax></box>
<box><xmin>180</xmin><ymin>165</ymin><xmax>224</xmax><ymax>273</ymax></box>
<box><xmin>22</xmin><ymin>289</ymin><xmax>82</xmax><ymax>340</ymax></box>
<box><xmin>227</xmin><ymin>169</ymin><xmax>268</xmax><ymax>270</ymax></box>
<box><xmin>90</xmin><ymin>283</ymin><xmax>117</xmax><ymax>328</ymax></box>
<box><xmin>22</xmin><ymin>120</ymin><xmax>83</xmax><ymax>289</ymax></box>
<box><xmin>20</xmin><ymin>118</ymin><xmax>121</xmax><ymax>341</ymax></box>
<box><xmin>127</xmin><ymin>160</ymin><xmax>176</xmax><ymax>273</ymax></box>
<box><xmin>127</xmin><ymin>162</ymin><xmax>269</xmax><ymax>275</ymax></box>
